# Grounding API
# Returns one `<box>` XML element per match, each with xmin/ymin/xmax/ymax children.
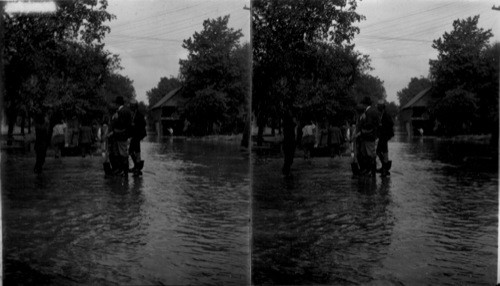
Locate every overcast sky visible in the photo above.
<box><xmin>103</xmin><ymin>0</ymin><xmax>500</xmax><ymax>105</ymax></box>
<box><xmin>104</xmin><ymin>0</ymin><xmax>251</xmax><ymax>104</ymax></box>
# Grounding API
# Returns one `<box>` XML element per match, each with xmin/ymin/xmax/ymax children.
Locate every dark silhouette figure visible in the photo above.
<box><xmin>129</xmin><ymin>99</ymin><xmax>147</xmax><ymax>176</ymax></box>
<box><xmin>110</xmin><ymin>96</ymin><xmax>132</xmax><ymax>176</ymax></box>
<box><xmin>376</xmin><ymin>100</ymin><xmax>394</xmax><ymax>176</ymax></box>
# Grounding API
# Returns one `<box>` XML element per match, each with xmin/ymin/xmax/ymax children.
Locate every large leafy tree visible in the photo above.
<box><xmin>179</xmin><ymin>15</ymin><xmax>243</xmax><ymax>95</ymax></box>
<box><xmin>3</xmin><ymin>0</ymin><xmax>115</xmax><ymax>136</ymax></box>
<box><xmin>253</xmin><ymin>0</ymin><xmax>365</xmax><ymax>121</ymax></box>
<box><xmin>429</xmin><ymin>15</ymin><xmax>498</xmax><ymax>134</ymax></box>
<box><xmin>146</xmin><ymin>76</ymin><xmax>182</xmax><ymax>107</ymax></box>
<box><xmin>295</xmin><ymin>43</ymin><xmax>362</xmax><ymax>123</ymax></box>
<box><xmin>179</xmin><ymin>15</ymin><xmax>248</xmax><ymax>135</ymax></box>
<box><xmin>396</xmin><ymin>76</ymin><xmax>431</xmax><ymax>108</ymax></box>
<box><xmin>433</xmin><ymin>88</ymin><xmax>478</xmax><ymax>135</ymax></box>
<box><xmin>430</xmin><ymin>15</ymin><xmax>492</xmax><ymax>95</ymax></box>
<box><xmin>252</xmin><ymin>0</ymin><xmax>365</xmax><ymax>170</ymax></box>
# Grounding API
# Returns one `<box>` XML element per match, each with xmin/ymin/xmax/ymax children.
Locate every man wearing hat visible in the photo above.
<box><xmin>109</xmin><ymin>96</ymin><xmax>132</xmax><ymax>176</ymax></box>
<box><xmin>128</xmin><ymin>99</ymin><xmax>147</xmax><ymax>176</ymax></box>
<box><xmin>357</xmin><ymin>96</ymin><xmax>380</xmax><ymax>176</ymax></box>
<box><xmin>376</xmin><ymin>99</ymin><xmax>394</xmax><ymax>176</ymax></box>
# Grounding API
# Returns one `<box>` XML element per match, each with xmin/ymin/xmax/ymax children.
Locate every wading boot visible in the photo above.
<box><xmin>371</xmin><ymin>160</ymin><xmax>377</xmax><ymax>177</ymax></box>
<box><xmin>381</xmin><ymin>161</ymin><xmax>391</xmax><ymax>177</ymax></box>
<box><xmin>358</xmin><ymin>158</ymin><xmax>369</xmax><ymax>176</ymax></box>
<box><xmin>133</xmin><ymin>160</ymin><xmax>144</xmax><ymax>176</ymax></box>
<box><xmin>121</xmin><ymin>157</ymin><xmax>129</xmax><ymax>177</ymax></box>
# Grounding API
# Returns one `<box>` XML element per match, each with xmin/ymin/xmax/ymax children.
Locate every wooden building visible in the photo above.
<box><xmin>150</xmin><ymin>87</ymin><xmax>187</xmax><ymax>136</ymax></box>
<box><xmin>399</xmin><ymin>87</ymin><xmax>433</xmax><ymax>136</ymax></box>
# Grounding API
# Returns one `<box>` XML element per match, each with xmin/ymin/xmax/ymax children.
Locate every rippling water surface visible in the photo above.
<box><xmin>252</xmin><ymin>136</ymin><xmax>497</xmax><ymax>285</ymax></box>
<box><xmin>2</xmin><ymin>137</ymin><xmax>250</xmax><ymax>285</ymax></box>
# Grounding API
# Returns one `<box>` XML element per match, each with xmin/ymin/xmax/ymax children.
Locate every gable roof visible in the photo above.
<box><xmin>401</xmin><ymin>87</ymin><xmax>432</xmax><ymax>110</ymax></box>
<box><xmin>150</xmin><ymin>87</ymin><xmax>182</xmax><ymax>110</ymax></box>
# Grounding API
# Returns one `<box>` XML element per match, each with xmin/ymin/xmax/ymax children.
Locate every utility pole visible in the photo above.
<box><xmin>241</xmin><ymin>3</ymin><xmax>252</xmax><ymax>149</ymax></box>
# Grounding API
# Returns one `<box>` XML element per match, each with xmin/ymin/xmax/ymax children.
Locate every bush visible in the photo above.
<box><xmin>433</xmin><ymin>88</ymin><xmax>478</xmax><ymax>135</ymax></box>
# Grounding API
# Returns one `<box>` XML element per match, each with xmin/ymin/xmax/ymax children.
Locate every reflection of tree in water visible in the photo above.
<box><xmin>425</xmin><ymin>168</ymin><xmax>497</xmax><ymax>285</ymax></box>
<box><xmin>2</xmin><ymin>155</ymin><xmax>148</xmax><ymax>285</ymax></box>
<box><xmin>252</xmin><ymin>162</ymin><xmax>395</xmax><ymax>285</ymax></box>
<box><xmin>146</xmin><ymin>139</ymin><xmax>250</xmax><ymax>283</ymax></box>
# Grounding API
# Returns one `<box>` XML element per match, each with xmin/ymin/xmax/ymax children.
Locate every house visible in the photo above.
<box><xmin>399</xmin><ymin>87</ymin><xmax>434</xmax><ymax>136</ymax></box>
<box><xmin>150</xmin><ymin>87</ymin><xmax>187</xmax><ymax>136</ymax></box>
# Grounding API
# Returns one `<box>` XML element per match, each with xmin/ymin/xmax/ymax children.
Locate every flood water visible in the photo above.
<box><xmin>1</xmin><ymin>137</ymin><xmax>250</xmax><ymax>285</ymax></box>
<box><xmin>252</xmin><ymin>135</ymin><xmax>498</xmax><ymax>285</ymax></box>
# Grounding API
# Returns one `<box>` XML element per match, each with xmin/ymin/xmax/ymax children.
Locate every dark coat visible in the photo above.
<box><xmin>378</xmin><ymin>111</ymin><xmax>394</xmax><ymax>141</ymax></box>
<box><xmin>113</xmin><ymin>106</ymin><xmax>132</xmax><ymax>141</ymax></box>
<box><xmin>131</xmin><ymin>110</ymin><xmax>147</xmax><ymax>140</ymax></box>
<box><xmin>35</xmin><ymin>122</ymin><xmax>49</xmax><ymax>152</ymax></box>
<box><xmin>359</xmin><ymin>106</ymin><xmax>380</xmax><ymax>142</ymax></box>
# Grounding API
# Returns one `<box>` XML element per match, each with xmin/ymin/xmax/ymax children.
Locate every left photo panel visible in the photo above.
<box><xmin>0</xmin><ymin>0</ymin><xmax>252</xmax><ymax>285</ymax></box>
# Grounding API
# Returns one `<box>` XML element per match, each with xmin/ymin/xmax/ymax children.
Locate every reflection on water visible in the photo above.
<box><xmin>252</xmin><ymin>135</ymin><xmax>497</xmax><ymax>285</ymax></box>
<box><xmin>2</xmin><ymin>137</ymin><xmax>250</xmax><ymax>286</ymax></box>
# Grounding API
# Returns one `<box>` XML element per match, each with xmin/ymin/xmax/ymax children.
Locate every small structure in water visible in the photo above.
<box><xmin>150</xmin><ymin>87</ymin><xmax>186</xmax><ymax>136</ymax></box>
<box><xmin>399</xmin><ymin>87</ymin><xmax>433</xmax><ymax>136</ymax></box>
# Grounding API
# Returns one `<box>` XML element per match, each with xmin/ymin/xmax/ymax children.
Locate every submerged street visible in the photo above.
<box><xmin>252</xmin><ymin>135</ymin><xmax>497</xmax><ymax>286</ymax></box>
<box><xmin>1</xmin><ymin>134</ymin><xmax>498</xmax><ymax>286</ymax></box>
<box><xmin>2</xmin><ymin>137</ymin><xmax>250</xmax><ymax>286</ymax></box>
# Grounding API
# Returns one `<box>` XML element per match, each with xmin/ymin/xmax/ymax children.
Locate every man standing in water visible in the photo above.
<box><xmin>357</xmin><ymin>96</ymin><xmax>380</xmax><ymax>176</ymax></box>
<box><xmin>128</xmin><ymin>99</ymin><xmax>147</xmax><ymax>176</ymax></box>
<box><xmin>109</xmin><ymin>96</ymin><xmax>132</xmax><ymax>176</ymax></box>
<box><xmin>376</xmin><ymin>99</ymin><xmax>394</xmax><ymax>176</ymax></box>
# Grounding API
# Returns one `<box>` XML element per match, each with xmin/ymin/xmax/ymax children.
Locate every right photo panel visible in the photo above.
<box><xmin>251</xmin><ymin>0</ymin><xmax>499</xmax><ymax>285</ymax></box>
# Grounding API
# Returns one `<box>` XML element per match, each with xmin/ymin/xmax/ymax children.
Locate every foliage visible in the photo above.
<box><xmin>183</xmin><ymin>88</ymin><xmax>227</xmax><ymax>135</ymax></box>
<box><xmin>179</xmin><ymin>15</ymin><xmax>249</xmax><ymax>135</ymax></box>
<box><xmin>294</xmin><ymin>43</ymin><xmax>362</xmax><ymax>124</ymax></box>
<box><xmin>432</xmin><ymin>88</ymin><xmax>478</xmax><ymax>135</ymax></box>
<box><xmin>475</xmin><ymin>42</ymin><xmax>499</xmax><ymax>133</ymax></box>
<box><xmin>99</xmin><ymin>73</ymin><xmax>136</xmax><ymax>107</ymax></box>
<box><xmin>252</xmin><ymin>0</ymin><xmax>365</xmax><ymax>128</ymax></box>
<box><xmin>146</xmin><ymin>76</ymin><xmax>181</xmax><ymax>107</ymax></box>
<box><xmin>179</xmin><ymin>15</ymin><xmax>243</xmax><ymax>96</ymax></box>
<box><xmin>3</xmin><ymin>0</ymin><xmax>116</xmax><ymax>132</ymax></box>
<box><xmin>385</xmin><ymin>101</ymin><xmax>399</xmax><ymax>120</ymax></box>
<box><xmin>429</xmin><ymin>15</ymin><xmax>498</xmax><ymax>134</ymax></box>
<box><xmin>429</xmin><ymin>15</ymin><xmax>492</xmax><ymax>95</ymax></box>
<box><xmin>138</xmin><ymin>101</ymin><xmax>148</xmax><ymax>116</ymax></box>
<box><xmin>350</xmin><ymin>73</ymin><xmax>386</xmax><ymax>105</ymax></box>
<box><xmin>396</xmin><ymin>76</ymin><xmax>431</xmax><ymax>107</ymax></box>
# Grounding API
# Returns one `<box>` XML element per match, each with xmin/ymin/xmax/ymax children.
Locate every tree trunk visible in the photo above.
<box><xmin>281</xmin><ymin>111</ymin><xmax>296</xmax><ymax>176</ymax></box>
<box><xmin>240</xmin><ymin>118</ymin><xmax>250</xmax><ymax>148</ymax></box>
<box><xmin>6</xmin><ymin>107</ymin><xmax>16</xmax><ymax>145</ymax></box>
